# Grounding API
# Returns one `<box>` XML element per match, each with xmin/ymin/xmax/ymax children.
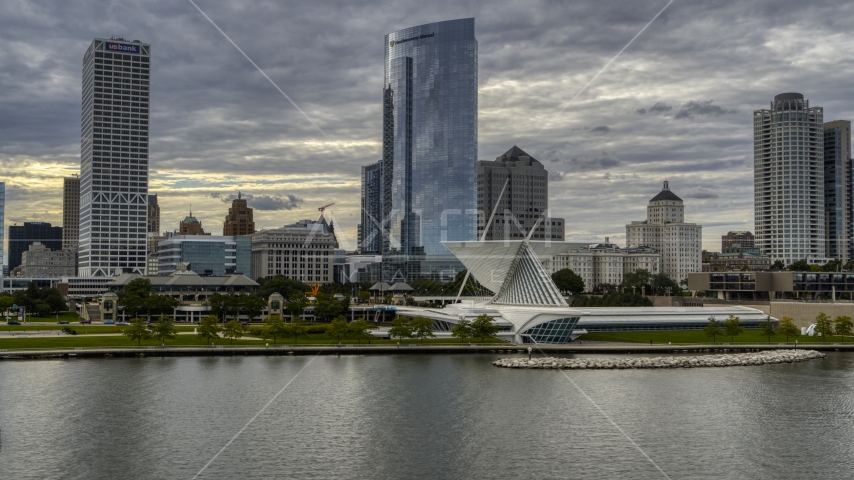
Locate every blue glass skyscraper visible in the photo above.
<box><xmin>381</xmin><ymin>18</ymin><xmax>478</xmax><ymax>282</ymax></box>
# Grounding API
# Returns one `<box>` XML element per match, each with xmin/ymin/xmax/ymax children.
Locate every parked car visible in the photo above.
<box><xmin>116</xmin><ymin>321</ymin><xmax>130</xmax><ymax>326</ymax></box>
<box><xmin>103</xmin><ymin>320</ymin><xmax>115</xmax><ymax>325</ymax></box>
<box><xmin>80</xmin><ymin>320</ymin><xmax>92</xmax><ymax>325</ymax></box>
<box><xmin>57</xmin><ymin>320</ymin><xmax>69</xmax><ymax>325</ymax></box>
<box><xmin>7</xmin><ymin>320</ymin><xmax>21</xmax><ymax>325</ymax></box>
<box><xmin>240</xmin><ymin>321</ymin><xmax>249</xmax><ymax>326</ymax></box>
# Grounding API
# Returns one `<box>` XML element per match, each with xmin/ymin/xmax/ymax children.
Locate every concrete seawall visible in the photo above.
<box><xmin>2</xmin><ymin>343</ymin><xmax>854</xmax><ymax>360</ymax></box>
<box><xmin>493</xmin><ymin>349</ymin><xmax>825</xmax><ymax>369</ymax></box>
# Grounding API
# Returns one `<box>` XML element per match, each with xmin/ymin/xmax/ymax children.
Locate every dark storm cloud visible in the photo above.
<box><xmin>2</xmin><ymin>0</ymin><xmax>854</xmax><ymax>249</ymax></box>
<box><xmin>211</xmin><ymin>192</ymin><xmax>304</xmax><ymax>210</ymax></box>
<box><xmin>674</xmin><ymin>100</ymin><xmax>737</xmax><ymax>119</ymax></box>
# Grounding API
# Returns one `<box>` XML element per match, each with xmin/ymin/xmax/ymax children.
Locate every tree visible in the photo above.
<box><xmin>451</xmin><ymin>319</ymin><xmax>473</xmax><ymax>343</ymax></box>
<box><xmin>285</xmin><ymin>317</ymin><xmax>308</xmax><ymax>344</ymax></box>
<box><xmin>843</xmin><ymin>260</ymin><xmax>854</xmax><ymax>271</ymax></box>
<box><xmin>151</xmin><ymin>316</ymin><xmax>177</xmax><ymax>344</ymax></box>
<box><xmin>357</xmin><ymin>291</ymin><xmax>371</xmax><ymax>303</ymax></box>
<box><xmin>123</xmin><ymin>317</ymin><xmax>152</xmax><ymax>346</ymax></box>
<box><xmin>348</xmin><ymin>318</ymin><xmax>373</xmax><ymax>344</ymax></box>
<box><xmin>834</xmin><ymin>316</ymin><xmax>853</xmax><ymax>343</ymax></box>
<box><xmin>814</xmin><ymin>312</ymin><xmax>834</xmax><ymax>342</ymax></box>
<box><xmin>145</xmin><ymin>295</ymin><xmax>179</xmax><ymax>322</ymax></box>
<box><xmin>42</xmin><ymin>288</ymin><xmax>67</xmax><ymax>314</ymax></box>
<box><xmin>314</xmin><ymin>293</ymin><xmax>344</xmax><ymax>321</ymax></box>
<box><xmin>759</xmin><ymin>315</ymin><xmax>776</xmax><ymax>343</ymax></box>
<box><xmin>723</xmin><ymin>314</ymin><xmax>744</xmax><ymax>342</ymax></box>
<box><xmin>262</xmin><ymin>315</ymin><xmax>288</xmax><ymax>344</ymax></box>
<box><xmin>389</xmin><ymin>316</ymin><xmax>414</xmax><ymax>341</ymax></box>
<box><xmin>552</xmin><ymin>268</ymin><xmax>585</xmax><ymax>295</ymax></box>
<box><xmin>33</xmin><ymin>300</ymin><xmax>51</xmax><ymax>317</ymax></box>
<box><xmin>622</xmin><ymin>269</ymin><xmax>652</xmax><ymax>290</ymax></box>
<box><xmin>411</xmin><ymin>316</ymin><xmax>436</xmax><ymax>344</ymax></box>
<box><xmin>241</xmin><ymin>295</ymin><xmax>266</xmax><ymax>322</ymax></box>
<box><xmin>788</xmin><ymin>259</ymin><xmax>810</xmax><ymax>271</ymax></box>
<box><xmin>257</xmin><ymin>276</ymin><xmax>308</xmax><ymax>300</ymax></box>
<box><xmin>777</xmin><ymin>317</ymin><xmax>800</xmax><ymax>342</ymax></box>
<box><xmin>703</xmin><ymin>316</ymin><xmax>724</xmax><ymax>343</ymax></box>
<box><xmin>285</xmin><ymin>296</ymin><xmax>308</xmax><ymax>320</ymax></box>
<box><xmin>117</xmin><ymin>278</ymin><xmax>152</xmax><ymax>318</ymax></box>
<box><xmin>471</xmin><ymin>313</ymin><xmax>499</xmax><ymax>344</ymax></box>
<box><xmin>209</xmin><ymin>293</ymin><xmax>228</xmax><ymax>321</ymax></box>
<box><xmin>197</xmin><ymin>315</ymin><xmax>222</xmax><ymax>344</ymax></box>
<box><xmin>771</xmin><ymin>260</ymin><xmax>786</xmax><ymax>270</ymax></box>
<box><xmin>651</xmin><ymin>273</ymin><xmax>681</xmax><ymax>296</ymax></box>
<box><xmin>327</xmin><ymin>316</ymin><xmax>351</xmax><ymax>343</ymax></box>
<box><xmin>221</xmin><ymin>319</ymin><xmax>245</xmax><ymax>345</ymax></box>
<box><xmin>823</xmin><ymin>260</ymin><xmax>843</xmax><ymax>272</ymax></box>
<box><xmin>223</xmin><ymin>295</ymin><xmax>242</xmax><ymax>321</ymax></box>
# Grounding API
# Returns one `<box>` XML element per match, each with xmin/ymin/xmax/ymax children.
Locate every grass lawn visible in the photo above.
<box><xmin>0</xmin><ymin>332</ymin><xmax>506</xmax><ymax>350</ymax></box>
<box><xmin>1</xmin><ymin>325</ymin><xmax>198</xmax><ymax>334</ymax></box>
<box><xmin>578</xmin><ymin>329</ymin><xmax>851</xmax><ymax>344</ymax></box>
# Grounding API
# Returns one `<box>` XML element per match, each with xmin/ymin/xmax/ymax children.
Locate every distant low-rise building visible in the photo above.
<box><xmin>547</xmin><ymin>239</ymin><xmax>661</xmax><ymax>292</ymax></box>
<box><xmin>722</xmin><ymin>231</ymin><xmax>755</xmax><ymax>248</ymax></box>
<box><xmin>704</xmin><ymin>246</ymin><xmax>771</xmax><ymax>272</ymax></box>
<box><xmin>20</xmin><ymin>242</ymin><xmax>76</xmax><ymax>277</ymax></box>
<box><xmin>158</xmin><ymin>235</ymin><xmax>251</xmax><ymax>276</ymax></box>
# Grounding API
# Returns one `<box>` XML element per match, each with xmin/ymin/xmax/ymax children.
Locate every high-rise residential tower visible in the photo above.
<box><xmin>223</xmin><ymin>192</ymin><xmax>255</xmax><ymax>236</ymax></box>
<box><xmin>476</xmin><ymin>146</ymin><xmax>564</xmax><ymax>241</ymax></box>
<box><xmin>823</xmin><ymin>120</ymin><xmax>852</xmax><ymax>263</ymax></box>
<box><xmin>626</xmin><ymin>181</ymin><xmax>702</xmax><ymax>282</ymax></box>
<box><xmin>62</xmin><ymin>176</ymin><xmax>80</xmax><ymax>251</ymax></box>
<box><xmin>79</xmin><ymin>37</ymin><xmax>151</xmax><ymax>276</ymax></box>
<box><xmin>753</xmin><ymin>93</ymin><xmax>826</xmax><ymax>266</ymax></box>
<box><xmin>381</xmin><ymin>18</ymin><xmax>478</xmax><ymax>282</ymax></box>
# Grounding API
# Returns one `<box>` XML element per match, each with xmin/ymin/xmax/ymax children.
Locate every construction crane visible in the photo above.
<box><xmin>318</xmin><ymin>203</ymin><xmax>335</xmax><ymax>214</ymax></box>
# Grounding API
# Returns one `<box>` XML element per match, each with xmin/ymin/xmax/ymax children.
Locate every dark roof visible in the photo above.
<box><xmin>650</xmin><ymin>181</ymin><xmax>682</xmax><ymax>202</ymax></box>
<box><xmin>774</xmin><ymin>92</ymin><xmax>803</xmax><ymax>101</ymax></box>
<box><xmin>497</xmin><ymin>145</ymin><xmax>539</xmax><ymax>163</ymax></box>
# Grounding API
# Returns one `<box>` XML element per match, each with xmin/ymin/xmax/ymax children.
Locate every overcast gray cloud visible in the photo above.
<box><xmin>211</xmin><ymin>192</ymin><xmax>303</xmax><ymax>211</ymax></box>
<box><xmin>1</xmin><ymin>0</ymin><xmax>854</xmax><ymax>249</ymax></box>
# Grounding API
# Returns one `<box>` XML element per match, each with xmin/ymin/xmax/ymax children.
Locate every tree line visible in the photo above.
<box><xmin>0</xmin><ymin>283</ymin><xmax>67</xmax><ymax>317</ymax></box>
<box><xmin>703</xmin><ymin>313</ymin><xmax>853</xmax><ymax>343</ymax></box>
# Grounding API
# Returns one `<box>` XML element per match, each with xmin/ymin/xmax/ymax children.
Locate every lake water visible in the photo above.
<box><xmin>1</xmin><ymin>352</ymin><xmax>853</xmax><ymax>479</ymax></box>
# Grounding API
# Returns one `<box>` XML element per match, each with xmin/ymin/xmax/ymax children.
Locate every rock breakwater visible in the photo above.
<box><xmin>493</xmin><ymin>350</ymin><xmax>825</xmax><ymax>370</ymax></box>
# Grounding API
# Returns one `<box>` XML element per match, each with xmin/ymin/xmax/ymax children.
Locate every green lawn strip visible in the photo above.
<box><xmin>0</xmin><ymin>333</ymin><xmax>506</xmax><ymax>350</ymax></box>
<box><xmin>1</xmin><ymin>325</ymin><xmax>197</xmax><ymax>333</ymax></box>
<box><xmin>579</xmin><ymin>330</ymin><xmax>849</xmax><ymax>344</ymax></box>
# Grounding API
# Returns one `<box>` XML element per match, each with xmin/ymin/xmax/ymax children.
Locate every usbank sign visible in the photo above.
<box><xmin>105</xmin><ymin>42</ymin><xmax>140</xmax><ymax>54</ymax></box>
<box><xmin>389</xmin><ymin>32</ymin><xmax>434</xmax><ymax>48</ymax></box>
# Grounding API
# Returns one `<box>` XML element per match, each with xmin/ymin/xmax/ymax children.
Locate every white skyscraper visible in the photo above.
<box><xmin>626</xmin><ymin>181</ymin><xmax>702</xmax><ymax>282</ymax></box>
<box><xmin>753</xmin><ymin>93</ymin><xmax>826</xmax><ymax>265</ymax></box>
<box><xmin>79</xmin><ymin>38</ymin><xmax>150</xmax><ymax>276</ymax></box>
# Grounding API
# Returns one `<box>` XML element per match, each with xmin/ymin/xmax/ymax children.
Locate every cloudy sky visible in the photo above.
<box><xmin>2</xmin><ymin>0</ymin><xmax>853</xmax><ymax>257</ymax></box>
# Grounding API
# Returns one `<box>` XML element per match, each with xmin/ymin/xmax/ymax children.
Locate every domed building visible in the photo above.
<box><xmin>626</xmin><ymin>181</ymin><xmax>702</xmax><ymax>282</ymax></box>
<box><xmin>179</xmin><ymin>212</ymin><xmax>210</xmax><ymax>236</ymax></box>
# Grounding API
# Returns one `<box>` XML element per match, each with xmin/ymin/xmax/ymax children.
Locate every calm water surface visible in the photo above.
<box><xmin>1</xmin><ymin>353</ymin><xmax>853</xmax><ymax>479</ymax></box>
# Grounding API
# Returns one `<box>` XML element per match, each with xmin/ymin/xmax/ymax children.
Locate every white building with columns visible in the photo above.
<box><xmin>626</xmin><ymin>181</ymin><xmax>702</xmax><ymax>282</ymax></box>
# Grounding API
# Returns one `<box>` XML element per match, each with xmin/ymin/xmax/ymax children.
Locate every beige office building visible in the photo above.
<box><xmin>251</xmin><ymin>219</ymin><xmax>337</xmax><ymax>283</ymax></box>
<box><xmin>63</xmin><ymin>176</ymin><xmax>80</xmax><ymax>251</ymax></box>
<box><xmin>626</xmin><ymin>181</ymin><xmax>702</xmax><ymax>282</ymax></box>
<box><xmin>21</xmin><ymin>242</ymin><xmax>76</xmax><ymax>277</ymax></box>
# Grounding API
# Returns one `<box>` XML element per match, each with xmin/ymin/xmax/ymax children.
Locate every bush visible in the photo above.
<box><xmin>61</xmin><ymin>327</ymin><xmax>78</xmax><ymax>336</ymax></box>
<box><xmin>306</xmin><ymin>324</ymin><xmax>328</xmax><ymax>334</ymax></box>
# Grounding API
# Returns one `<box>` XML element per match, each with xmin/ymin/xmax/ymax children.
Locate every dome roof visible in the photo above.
<box><xmin>182</xmin><ymin>212</ymin><xmax>200</xmax><ymax>224</ymax></box>
<box><xmin>650</xmin><ymin>181</ymin><xmax>682</xmax><ymax>202</ymax></box>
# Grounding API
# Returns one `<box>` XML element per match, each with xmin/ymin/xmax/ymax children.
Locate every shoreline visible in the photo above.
<box><xmin>3</xmin><ymin>343</ymin><xmax>854</xmax><ymax>360</ymax></box>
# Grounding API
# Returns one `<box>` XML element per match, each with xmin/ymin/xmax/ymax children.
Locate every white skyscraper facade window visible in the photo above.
<box><xmin>78</xmin><ymin>38</ymin><xmax>150</xmax><ymax>276</ymax></box>
<box><xmin>753</xmin><ymin>93</ymin><xmax>826</xmax><ymax>265</ymax></box>
<box><xmin>0</xmin><ymin>182</ymin><xmax>5</xmax><ymax>283</ymax></box>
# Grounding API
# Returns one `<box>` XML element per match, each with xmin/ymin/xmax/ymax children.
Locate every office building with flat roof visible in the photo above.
<box><xmin>9</xmin><ymin>222</ymin><xmax>63</xmax><ymax>271</ymax></box>
<box><xmin>78</xmin><ymin>37</ymin><xmax>151</xmax><ymax>276</ymax></box>
<box><xmin>823</xmin><ymin>120</ymin><xmax>852</xmax><ymax>262</ymax></box>
<box><xmin>381</xmin><ymin>18</ymin><xmax>478</xmax><ymax>283</ymax></box>
<box><xmin>63</xmin><ymin>176</ymin><xmax>80</xmax><ymax>251</ymax></box>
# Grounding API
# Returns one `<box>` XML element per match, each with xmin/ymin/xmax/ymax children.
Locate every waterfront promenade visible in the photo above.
<box><xmin>3</xmin><ymin>342</ymin><xmax>854</xmax><ymax>360</ymax></box>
